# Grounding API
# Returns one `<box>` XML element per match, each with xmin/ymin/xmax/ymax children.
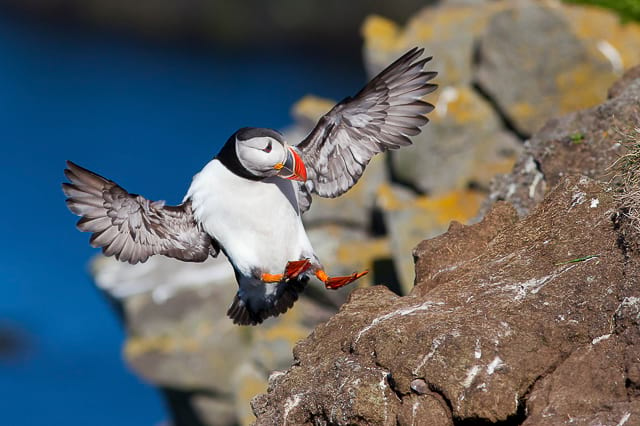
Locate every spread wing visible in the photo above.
<box><xmin>63</xmin><ymin>161</ymin><xmax>217</xmax><ymax>264</ymax></box>
<box><xmin>295</xmin><ymin>47</ymin><xmax>436</xmax><ymax>204</ymax></box>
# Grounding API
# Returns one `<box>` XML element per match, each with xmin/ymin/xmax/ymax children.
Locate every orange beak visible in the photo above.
<box><xmin>275</xmin><ymin>146</ymin><xmax>307</xmax><ymax>182</ymax></box>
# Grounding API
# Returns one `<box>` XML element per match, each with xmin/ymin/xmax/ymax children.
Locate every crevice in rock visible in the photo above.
<box><xmin>385</xmin><ymin>151</ymin><xmax>428</xmax><ymax>196</ymax></box>
<box><xmin>370</xmin><ymin>206</ymin><xmax>387</xmax><ymax>236</ymax></box>
<box><xmin>385</xmin><ymin>373</ymin><xmax>405</xmax><ymax>401</ymax></box>
<box><xmin>372</xmin><ymin>258</ymin><xmax>403</xmax><ymax>295</ymax></box>
<box><xmin>470</xmin><ymin>80</ymin><xmax>528</xmax><ymax>143</ymax></box>
<box><xmin>613</xmin><ymin>210</ymin><xmax>631</xmax><ymax>263</ymax></box>
<box><xmin>426</xmin><ymin>382</ymin><xmax>454</xmax><ymax>418</ymax></box>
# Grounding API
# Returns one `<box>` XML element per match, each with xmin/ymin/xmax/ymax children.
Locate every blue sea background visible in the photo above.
<box><xmin>0</xmin><ymin>13</ymin><xmax>364</xmax><ymax>425</ymax></box>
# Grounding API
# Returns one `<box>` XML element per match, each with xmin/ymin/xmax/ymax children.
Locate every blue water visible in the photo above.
<box><xmin>0</xmin><ymin>14</ymin><xmax>363</xmax><ymax>425</ymax></box>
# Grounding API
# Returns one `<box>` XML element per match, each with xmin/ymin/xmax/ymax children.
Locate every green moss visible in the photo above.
<box><xmin>564</xmin><ymin>0</ymin><xmax>640</xmax><ymax>22</ymax></box>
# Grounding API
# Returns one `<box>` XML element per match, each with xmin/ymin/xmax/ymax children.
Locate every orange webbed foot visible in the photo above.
<box><xmin>284</xmin><ymin>259</ymin><xmax>312</xmax><ymax>280</ymax></box>
<box><xmin>316</xmin><ymin>269</ymin><xmax>368</xmax><ymax>290</ymax></box>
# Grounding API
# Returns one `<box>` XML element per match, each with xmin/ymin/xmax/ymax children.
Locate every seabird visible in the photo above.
<box><xmin>63</xmin><ymin>47</ymin><xmax>437</xmax><ymax>325</ymax></box>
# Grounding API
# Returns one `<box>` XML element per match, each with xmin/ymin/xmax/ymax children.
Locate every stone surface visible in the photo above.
<box><xmin>475</xmin><ymin>2</ymin><xmax>619</xmax><ymax>136</ymax></box>
<box><xmin>364</xmin><ymin>0</ymin><xmax>640</xmax><ymax>144</ymax></box>
<box><xmin>609</xmin><ymin>64</ymin><xmax>640</xmax><ymax>98</ymax></box>
<box><xmin>389</xmin><ymin>85</ymin><xmax>521</xmax><ymax>194</ymax></box>
<box><xmin>560</xmin><ymin>2</ymin><xmax>640</xmax><ymax>74</ymax></box>
<box><xmin>378</xmin><ymin>183</ymin><xmax>485</xmax><ymax>294</ymax></box>
<box><xmin>485</xmin><ymin>71</ymin><xmax>640</xmax><ymax>217</ymax></box>
<box><xmin>252</xmin><ymin>71</ymin><xmax>640</xmax><ymax>425</ymax></box>
<box><xmin>253</xmin><ymin>175</ymin><xmax>640</xmax><ymax>424</ymax></box>
<box><xmin>362</xmin><ymin>4</ymin><xmax>503</xmax><ymax>87</ymax></box>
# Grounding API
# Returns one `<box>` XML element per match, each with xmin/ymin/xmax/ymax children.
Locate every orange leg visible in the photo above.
<box><xmin>261</xmin><ymin>259</ymin><xmax>312</xmax><ymax>283</ymax></box>
<box><xmin>315</xmin><ymin>269</ymin><xmax>368</xmax><ymax>290</ymax></box>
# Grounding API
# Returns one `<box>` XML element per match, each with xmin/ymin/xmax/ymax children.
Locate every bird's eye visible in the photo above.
<box><xmin>262</xmin><ymin>141</ymin><xmax>272</xmax><ymax>153</ymax></box>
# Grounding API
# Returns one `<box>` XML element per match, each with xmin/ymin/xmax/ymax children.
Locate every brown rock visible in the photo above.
<box><xmin>253</xmin><ymin>175</ymin><xmax>639</xmax><ymax>424</ymax></box>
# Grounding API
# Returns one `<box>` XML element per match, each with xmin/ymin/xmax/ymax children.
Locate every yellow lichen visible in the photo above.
<box><xmin>361</xmin><ymin>15</ymin><xmax>401</xmax><ymax>52</ymax></box>
<box><xmin>555</xmin><ymin>62</ymin><xmax>617</xmax><ymax>114</ymax></box>
<box><xmin>559</xmin><ymin>3</ymin><xmax>640</xmax><ymax>70</ymax></box>
<box><xmin>291</xmin><ymin>95</ymin><xmax>335</xmax><ymax>123</ymax></box>
<box><xmin>378</xmin><ymin>184</ymin><xmax>484</xmax><ymax>225</ymax></box>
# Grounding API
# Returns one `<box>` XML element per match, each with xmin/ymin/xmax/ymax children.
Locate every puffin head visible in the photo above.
<box><xmin>229</xmin><ymin>127</ymin><xmax>307</xmax><ymax>181</ymax></box>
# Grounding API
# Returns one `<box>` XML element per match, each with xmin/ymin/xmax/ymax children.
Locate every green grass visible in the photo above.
<box><xmin>564</xmin><ymin>0</ymin><xmax>640</xmax><ymax>22</ymax></box>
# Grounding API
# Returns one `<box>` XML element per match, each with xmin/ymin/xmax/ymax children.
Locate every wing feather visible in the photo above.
<box><xmin>63</xmin><ymin>161</ymin><xmax>217</xmax><ymax>264</ymax></box>
<box><xmin>296</xmin><ymin>47</ymin><xmax>437</xmax><ymax>200</ymax></box>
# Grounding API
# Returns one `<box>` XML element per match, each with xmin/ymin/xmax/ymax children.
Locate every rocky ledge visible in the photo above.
<box><xmin>251</xmin><ymin>69</ymin><xmax>640</xmax><ymax>425</ymax></box>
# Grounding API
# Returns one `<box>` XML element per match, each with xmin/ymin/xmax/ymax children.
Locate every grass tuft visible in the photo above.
<box><xmin>610</xmin><ymin>120</ymin><xmax>640</xmax><ymax>231</ymax></box>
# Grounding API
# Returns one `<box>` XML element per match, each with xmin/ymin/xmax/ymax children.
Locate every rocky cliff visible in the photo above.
<box><xmin>251</xmin><ymin>68</ymin><xmax>640</xmax><ymax>425</ymax></box>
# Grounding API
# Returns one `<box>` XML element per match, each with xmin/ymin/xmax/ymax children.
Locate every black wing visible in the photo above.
<box><xmin>295</xmin><ymin>47</ymin><xmax>436</xmax><ymax>203</ymax></box>
<box><xmin>63</xmin><ymin>161</ymin><xmax>217</xmax><ymax>264</ymax></box>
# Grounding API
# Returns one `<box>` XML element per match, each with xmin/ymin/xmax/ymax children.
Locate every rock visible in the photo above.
<box><xmin>253</xmin><ymin>174</ymin><xmax>640</xmax><ymax>424</ymax></box>
<box><xmin>609</xmin><ymin>65</ymin><xmax>640</xmax><ymax>98</ymax></box>
<box><xmin>362</xmin><ymin>4</ymin><xmax>503</xmax><ymax>87</ymax></box>
<box><xmin>388</xmin><ymin>85</ymin><xmax>521</xmax><ymax>195</ymax></box>
<box><xmin>475</xmin><ymin>2</ymin><xmax>618</xmax><ymax>136</ymax></box>
<box><xmin>485</xmin><ymin>69</ymin><xmax>640</xmax><ymax>216</ymax></box>
<box><xmin>364</xmin><ymin>1</ymin><xmax>640</xmax><ymax>143</ymax></box>
<box><xmin>559</xmin><ymin>2</ymin><xmax>640</xmax><ymax>75</ymax></box>
<box><xmin>378</xmin><ymin>183</ymin><xmax>485</xmax><ymax>294</ymax></box>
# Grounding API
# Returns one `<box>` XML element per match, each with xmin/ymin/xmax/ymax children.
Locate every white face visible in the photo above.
<box><xmin>235</xmin><ymin>135</ymin><xmax>287</xmax><ymax>178</ymax></box>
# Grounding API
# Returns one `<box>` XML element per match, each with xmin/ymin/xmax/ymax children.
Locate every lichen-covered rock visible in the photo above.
<box><xmin>378</xmin><ymin>183</ymin><xmax>485</xmax><ymax>294</ymax></box>
<box><xmin>485</xmin><ymin>68</ymin><xmax>640</xmax><ymax>217</ymax></box>
<box><xmin>475</xmin><ymin>2</ymin><xmax>619</xmax><ymax>136</ymax></box>
<box><xmin>253</xmin><ymin>174</ymin><xmax>640</xmax><ymax>424</ymax></box>
<box><xmin>388</xmin><ymin>85</ymin><xmax>521</xmax><ymax>194</ymax></box>
<box><xmin>362</xmin><ymin>4</ymin><xmax>504</xmax><ymax>87</ymax></box>
<box><xmin>559</xmin><ymin>3</ymin><xmax>640</xmax><ymax>74</ymax></box>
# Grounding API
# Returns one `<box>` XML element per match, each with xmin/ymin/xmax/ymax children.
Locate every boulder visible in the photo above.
<box><xmin>252</xmin><ymin>67</ymin><xmax>640</xmax><ymax>426</ymax></box>
<box><xmin>388</xmin><ymin>85</ymin><xmax>521</xmax><ymax>195</ymax></box>
<box><xmin>475</xmin><ymin>2</ymin><xmax>620</xmax><ymax>136</ymax></box>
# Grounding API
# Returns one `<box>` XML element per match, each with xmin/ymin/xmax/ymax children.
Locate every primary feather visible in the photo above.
<box><xmin>295</xmin><ymin>47</ymin><xmax>437</xmax><ymax>209</ymax></box>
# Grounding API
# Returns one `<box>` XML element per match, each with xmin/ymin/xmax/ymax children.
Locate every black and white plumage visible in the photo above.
<box><xmin>63</xmin><ymin>47</ymin><xmax>437</xmax><ymax>325</ymax></box>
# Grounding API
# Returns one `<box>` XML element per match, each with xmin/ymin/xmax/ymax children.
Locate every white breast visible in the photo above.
<box><xmin>185</xmin><ymin>159</ymin><xmax>315</xmax><ymax>278</ymax></box>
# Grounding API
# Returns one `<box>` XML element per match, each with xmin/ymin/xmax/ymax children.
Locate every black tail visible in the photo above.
<box><xmin>226</xmin><ymin>277</ymin><xmax>309</xmax><ymax>326</ymax></box>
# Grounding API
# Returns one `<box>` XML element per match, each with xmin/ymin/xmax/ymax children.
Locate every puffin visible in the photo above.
<box><xmin>63</xmin><ymin>47</ymin><xmax>437</xmax><ymax>325</ymax></box>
